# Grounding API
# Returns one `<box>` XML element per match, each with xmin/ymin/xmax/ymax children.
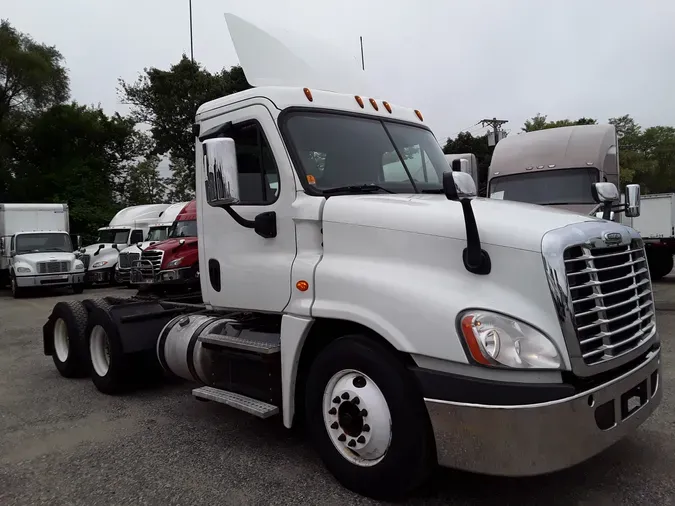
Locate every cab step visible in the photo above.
<box><xmin>199</xmin><ymin>332</ymin><xmax>280</xmax><ymax>354</ymax></box>
<box><xmin>192</xmin><ymin>386</ymin><xmax>279</xmax><ymax>418</ymax></box>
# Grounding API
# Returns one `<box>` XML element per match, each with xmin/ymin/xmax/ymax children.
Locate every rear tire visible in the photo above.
<box><xmin>86</xmin><ymin>307</ymin><xmax>132</xmax><ymax>394</ymax></box>
<box><xmin>72</xmin><ymin>283</ymin><xmax>85</xmax><ymax>294</ymax></box>
<box><xmin>647</xmin><ymin>249</ymin><xmax>673</xmax><ymax>281</ymax></box>
<box><xmin>49</xmin><ymin>301</ymin><xmax>90</xmax><ymax>377</ymax></box>
<box><xmin>305</xmin><ymin>334</ymin><xmax>435</xmax><ymax>500</ymax></box>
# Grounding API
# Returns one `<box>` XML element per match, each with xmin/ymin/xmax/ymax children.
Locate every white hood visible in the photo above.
<box><xmin>119</xmin><ymin>241</ymin><xmax>161</xmax><ymax>256</ymax></box>
<box><xmin>13</xmin><ymin>251</ymin><xmax>79</xmax><ymax>275</ymax></box>
<box><xmin>321</xmin><ymin>194</ymin><xmax>600</xmax><ymax>252</ymax></box>
<box><xmin>81</xmin><ymin>243</ymin><xmax>121</xmax><ymax>270</ymax></box>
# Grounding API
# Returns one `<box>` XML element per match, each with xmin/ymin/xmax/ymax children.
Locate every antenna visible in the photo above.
<box><xmin>189</xmin><ymin>0</ymin><xmax>195</xmax><ymax>63</ymax></box>
<box><xmin>359</xmin><ymin>36</ymin><xmax>365</xmax><ymax>71</ymax></box>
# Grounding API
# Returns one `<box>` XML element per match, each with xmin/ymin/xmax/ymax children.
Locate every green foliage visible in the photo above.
<box><xmin>123</xmin><ymin>155</ymin><xmax>168</xmax><ymax>206</ymax></box>
<box><xmin>522</xmin><ymin>113</ymin><xmax>597</xmax><ymax>132</ymax></box>
<box><xmin>118</xmin><ymin>56</ymin><xmax>250</xmax><ymax>195</ymax></box>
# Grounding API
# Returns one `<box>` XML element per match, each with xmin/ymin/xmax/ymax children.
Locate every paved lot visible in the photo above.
<box><xmin>0</xmin><ymin>283</ymin><xmax>673</xmax><ymax>506</ymax></box>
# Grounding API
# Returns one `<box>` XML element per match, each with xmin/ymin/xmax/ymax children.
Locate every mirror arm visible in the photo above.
<box><xmin>223</xmin><ymin>206</ymin><xmax>255</xmax><ymax>229</ymax></box>
<box><xmin>460</xmin><ymin>199</ymin><xmax>491</xmax><ymax>275</ymax></box>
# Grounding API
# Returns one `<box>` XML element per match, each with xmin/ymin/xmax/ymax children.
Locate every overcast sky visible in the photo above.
<box><xmin>5</xmin><ymin>0</ymin><xmax>675</xmax><ymax>143</ymax></box>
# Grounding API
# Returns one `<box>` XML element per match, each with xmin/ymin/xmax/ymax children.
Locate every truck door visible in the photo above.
<box><xmin>198</xmin><ymin>104</ymin><xmax>297</xmax><ymax>312</ymax></box>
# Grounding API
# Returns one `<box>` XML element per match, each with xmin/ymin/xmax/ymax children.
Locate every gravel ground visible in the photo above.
<box><xmin>0</xmin><ymin>282</ymin><xmax>673</xmax><ymax>506</ymax></box>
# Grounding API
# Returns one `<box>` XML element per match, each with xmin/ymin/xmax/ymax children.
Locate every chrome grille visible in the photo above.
<box><xmin>37</xmin><ymin>261</ymin><xmax>69</xmax><ymax>274</ymax></box>
<box><xmin>564</xmin><ymin>240</ymin><xmax>655</xmax><ymax>366</ymax></box>
<box><xmin>118</xmin><ymin>252</ymin><xmax>140</xmax><ymax>269</ymax></box>
<box><xmin>139</xmin><ymin>249</ymin><xmax>163</xmax><ymax>277</ymax></box>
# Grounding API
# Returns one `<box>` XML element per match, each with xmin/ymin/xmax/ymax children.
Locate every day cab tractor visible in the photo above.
<box><xmin>130</xmin><ymin>200</ymin><xmax>200</xmax><ymax>293</ymax></box>
<box><xmin>40</xmin><ymin>13</ymin><xmax>661</xmax><ymax>501</ymax></box>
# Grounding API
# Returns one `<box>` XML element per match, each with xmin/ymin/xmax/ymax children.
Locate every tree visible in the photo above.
<box><xmin>124</xmin><ymin>156</ymin><xmax>167</xmax><ymax>206</ymax></box>
<box><xmin>442</xmin><ymin>131</ymin><xmax>494</xmax><ymax>195</ymax></box>
<box><xmin>165</xmin><ymin>156</ymin><xmax>195</xmax><ymax>202</ymax></box>
<box><xmin>14</xmin><ymin>103</ymin><xmax>142</xmax><ymax>236</ymax></box>
<box><xmin>522</xmin><ymin>113</ymin><xmax>597</xmax><ymax>132</ymax></box>
<box><xmin>118</xmin><ymin>56</ymin><xmax>251</xmax><ymax>197</ymax></box>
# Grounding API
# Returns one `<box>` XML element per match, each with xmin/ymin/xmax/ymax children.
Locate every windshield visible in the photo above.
<box><xmin>168</xmin><ymin>220</ymin><xmax>197</xmax><ymax>238</ymax></box>
<box><xmin>96</xmin><ymin>228</ymin><xmax>130</xmax><ymax>244</ymax></box>
<box><xmin>489</xmin><ymin>168</ymin><xmax>599</xmax><ymax>205</ymax></box>
<box><xmin>16</xmin><ymin>233</ymin><xmax>73</xmax><ymax>254</ymax></box>
<box><xmin>284</xmin><ymin>112</ymin><xmax>449</xmax><ymax>193</ymax></box>
<box><xmin>146</xmin><ymin>227</ymin><xmax>169</xmax><ymax>242</ymax></box>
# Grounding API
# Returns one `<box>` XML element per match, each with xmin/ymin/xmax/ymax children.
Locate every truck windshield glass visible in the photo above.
<box><xmin>15</xmin><ymin>233</ymin><xmax>73</xmax><ymax>254</ymax></box>
<box><xmin>284</xmin><ymin>112</ymin><xmax>448</xmax><ymax>193</ymax></box>
<box><xmin>169</xmin><ymin>220</ymin><xmax>197</xmax><ymax>238</ymax></box>
<box><xmin>146</xmin><ymin>227</ymin><xmax>169</xmax><ymax>242</ymax></box>
<box><xmin>97</xmin><ymin>229</ymin><xmax>130</xmax><ymax>244</ymax></box>
<box><xmin>489</xmin><ymin>168</ymin><xmax>599</xmax><ymax>205</ymax></box>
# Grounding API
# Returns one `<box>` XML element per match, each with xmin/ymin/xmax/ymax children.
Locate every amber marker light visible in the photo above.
<box><xmin>460</xmin><ymin>314</ymin><xmax>492</xmax><ymax>365</ymax></box>
<box><xmin>303</xmin><ymin>88</ymin><xmax>313</xmax><ymax>102</ymax></box>
<box><xmin>414</xmin><ymin>109</ymin><xmax>424</xmax><ymax>121</ymax></box>
<box><xmin>382</xmin><ymin>101</ymin><xmax>392</xmax><ymax>113</ymax></box>
<box><xmin>369</xmin><ymin>98</ymin><xmax>379</xmax><ymax>111</ymax></box>
<box><xmin>296</xmin><ymin>280</ymin><xmax>309</xmax><ymax>292</ymax></box>
<box><xmin>355</xmin><ymin>95</ymin><xmax>364</xmax><ymax>108</ymax></box>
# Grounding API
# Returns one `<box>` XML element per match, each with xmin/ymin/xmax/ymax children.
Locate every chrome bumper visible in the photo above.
<box><xmin>425</xmin><ymin>349</ymin><xmax>661</xmax><ymax>476</ymax></box>
<box><xmin>15</xmin><ymin>272</ymin><xmax>84</xmax><ymax>287</ymax></box>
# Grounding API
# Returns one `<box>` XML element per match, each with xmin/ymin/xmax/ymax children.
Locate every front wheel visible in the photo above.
<box><xmin>305</xmin><ymin>334</ymin><xmax>435</xmax><ymax>500</ymax></box>
<box><xmin>72</xmin><ymin>283</ymin><xmax>85</xmax><ymax>294</ymax></box>
<box><xmin>10</xmin><ymin>274</ymin><xmax>24</xmax><ymax>299</ymax></box>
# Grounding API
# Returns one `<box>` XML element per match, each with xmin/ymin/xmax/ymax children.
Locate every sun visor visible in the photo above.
<box><xmin>224</xmin><ymin>13</ymin><xmax>374</xmax><ymax>96</ymax></box>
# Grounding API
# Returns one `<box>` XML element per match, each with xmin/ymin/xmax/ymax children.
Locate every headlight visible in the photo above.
<box><xmin>74</xmin><ymin>262</ymin><xmax>85</xmax><ymax>270</ymax></box>
<box><xmin>459</xmin><ymin>310</ymin><xmax>561</xmax><ymax>369</ymax></box>
<box><xmin>166</xmin><ymin>258</ymin><xmax>183</xmax><ymax>268</ymax></box>
<box><xmin>16</xmin><ymin>266</ymin><xmax>31</xmax><ymax>273</ymax></box>
<box><xmin>91</xmin><ymin>260</ymin><xmax>108</xmax><ymax>268</ymax></box>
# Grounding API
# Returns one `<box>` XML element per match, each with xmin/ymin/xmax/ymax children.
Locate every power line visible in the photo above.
<box><xmin>479</xmin><ymin>118</ymin><xmax>509</xmax><ymax>146</ymax></box>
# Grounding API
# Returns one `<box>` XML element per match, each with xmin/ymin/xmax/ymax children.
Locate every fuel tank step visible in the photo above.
<box><xmin>198</xmin><ymin>332</ymin><xmax>281</xmax><ymax>354</ymax></box>
<box><xmin>192</xmin><ymin>386</ymin><xmax>279</xmax><ymax>418</ymax></box>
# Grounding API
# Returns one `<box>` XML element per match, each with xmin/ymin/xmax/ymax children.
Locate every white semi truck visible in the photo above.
<box><xmin>0</xmin><ymin>203</ymin><xmax>85</xmax><ymax>298</ymax></box>
<box><xmin>80</xmin><ymin>204</ymin><xmax>170</xmax><ymax>285</ymax></box>
<box><xmin>115</xmin><ymin>201</ymin><xmax>188</xmax><ymax>286</ymax></box>
<box><xmin>41</xmin><ymin>14</ymin><xmax>662</xmax><ymax>500</ymax></box>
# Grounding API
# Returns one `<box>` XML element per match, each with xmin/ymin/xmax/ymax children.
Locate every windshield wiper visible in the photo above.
<box><xmin>322</xmin><ymin>184</ymin><xmax>395</xmax><ymax>195</ymax></box>
<box><xmin>420</xmin><ymin>188</ymin><xmax>445</xmax><ymax>194</ymax></box>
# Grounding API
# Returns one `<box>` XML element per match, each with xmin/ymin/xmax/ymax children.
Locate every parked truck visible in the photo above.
<box><xmin>0</xmin><ymin>203</ymin><xmax>85</xmax><ymax>298</ymax></box>
<box><xmin>80</xmin><ymin>204</ymin><xmax>170</xmax><ymax>285</ymax></box>
<box><xmin>115</xmin><ymin>201</ymin><xmax>188</xmax><ymax>286</ymax></box>
<box><xmin>129</xmin><ymin>200</ymin><xmax>200</xmax><ymax>292</ymax></box>
<box><xmin>445</xmin><ymin>153</ymin><xmax>479</xmax><ymax>186</ymax></box>
<box><xmin>41</xmin><ymin>14</ymin><xmax>661</xmax><ymax>500</ymax></box>
<box><xmin>487</xmin><ymin>124</ymin><xmax>674</xmax><ymax>279</ymax></box>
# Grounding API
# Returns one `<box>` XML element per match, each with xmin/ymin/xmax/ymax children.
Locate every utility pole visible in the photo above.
<box><xmin>189</xmin><ymin>0</ymin><xmax>195</xmax><ymax>63</ymax></box>
<box><xmin>480</xmin><ymin>117</ymin><xmax>508</xmax><ymax>146</ymax></box>
<box><xmin>359</xmin><ymin>36</ymin><xmax>365</xmax><ymax>71</ymax></box>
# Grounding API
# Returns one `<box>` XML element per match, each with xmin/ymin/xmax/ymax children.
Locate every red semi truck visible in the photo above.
<box><xmin>130</xmin><ymin>200</ymin><xmax>200</xmax><ymax>292</ymax></box>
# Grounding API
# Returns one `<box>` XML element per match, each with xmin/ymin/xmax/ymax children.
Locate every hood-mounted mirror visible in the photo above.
<box><xmin>443</xmin><ymin>161</ymin><xmax>491</xmax><ymax>275</ymax></box>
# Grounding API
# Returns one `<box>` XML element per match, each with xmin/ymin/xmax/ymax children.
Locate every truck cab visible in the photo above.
<box><xmin>130</xmin><ymin>200</ymin><xmax>199</xmax><ymax>289</ymax></box>
<box><xmin>80</xmin><ymin>204</ymin><xmax>170</xmax><ymax>284</ymax></box>
<box><xmin>487</xmin><ymin>124</ymin><xmax>619</xmax><ymax>217</ymax></box>
<box><xmin>115</xmin><ymin>201</ymin><xmax>188</xmax><ymax>285</ymax></box>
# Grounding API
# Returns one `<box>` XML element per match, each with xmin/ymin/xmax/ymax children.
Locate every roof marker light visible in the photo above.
<box><xmin>369</xmin><ymin>98</ymin><xmax>379</xmax><ymax>111</ymax></box>
<box><xmin>355</xmin><ymin>95</ymin><xmax>364</xmax><ymax>108</ymax></box>
<box><xmin>303</xmin><ymin>88</ymin><xmax>313</xmax><ymax>102</ymax></box>
<box><xmin>382</xmin><ymin>101</ymin><xmax>392</xmax><ymax>113</ymax></box>
<box><xmin>414</xmin><ymin>109</ymin><xmax>424</xmax><ymax>121</ymax></box>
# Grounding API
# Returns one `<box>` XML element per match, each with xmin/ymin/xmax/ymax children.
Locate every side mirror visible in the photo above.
<box><xmin>179</xmin><ymin>239</ymin><xmax>186</xmax><ymax>246</ymax></box>
<box><xmin>10</xmin><ymin>251</ymin><xmax>16</xmax><ymax>258</ymax></box>
<box><xmin>443</xmin><ymin>171</ymin><xmax>477</xmax><ymax>201</ymax></box>
<box><xmin>112</xmin><ymin>244</ymin><xmax>119</xmax><ymax>251</ymax></box>
<box><xmin>203</xmin><ymin>137</ymin><xmax>240</xmax><ymax>207</ymax></box>
<box><xmin>591</xmin><ymin>182</ymin><xmax>619</xmax><ymax>204</ymax></box>
<box><xmin>624</xmin><ymin>184</ymin><xmax>641</xmax><ymax>218</ymax></box>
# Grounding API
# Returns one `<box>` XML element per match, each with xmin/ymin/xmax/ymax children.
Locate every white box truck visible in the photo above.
<box><xmin>80</xmin><ymin>204</ymin><xmax>170</xmax><ymax>285</ymax></box>
<box><xmin>0</xmin><ymin>203</ymin><xmax>85</xmax><ymax>298</ymax></box>
<box><xmin>621</xmin><ymin>193</ymin><xmax>675</xmax><ymax>280</ymax></box>
<box><xmin>40</xmin><ymin>13</ymin><xmax>662</xmax><ymax>501</ymax></box>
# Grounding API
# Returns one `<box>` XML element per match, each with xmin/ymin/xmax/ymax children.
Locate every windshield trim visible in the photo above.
<box><xmin>488</xmin><ymin>167</ymin><xmax>600</xmax><ymax>205</ymax></box>
<box><xmin>278</xmin><ymin>106</ymin><xmax>437</xmax><ymax>197</ymax></box>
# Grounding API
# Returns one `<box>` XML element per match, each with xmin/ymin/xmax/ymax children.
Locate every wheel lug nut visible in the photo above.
<box><xmin>341</xmin><ymin>392</ymin><xmax>350</xmax><ymax>400</ymax></box>
<box><xmin>353</xmin><ymin>397</ymin><xmax>360</xmax><ymax>405</ymax></box>
<box><xmin>348</xmin><ymin>439</ymin><xmax>356</xmax><ymax>448</ymax></box>
<box><xmin>338</xmin><ymin>433</ymin><xmax>346</xmax><ymax>442</ymax></box>
<box><xmin>363</xmin><ymin>424</ymin><xmax>370</xmax><ymax>432</ymax></box>
<box><xmin>357</xmin><ymin>435</ymin><xmax>366</xmax><ymax>444</ymax></box>
<box><xmin>331</xmin><ymin>422</ymin><xmax>339</xmax><ymax>429</ymax></box>
<box><xmin>333</xmin><ymin>396</ymin><xmax>340</xmax><ymax>404</ymax></box>
<box><xmin>360</xmin><ymin>409</ymin><xmax>368</xmax><ymax>417</ymax></box>
<box><xmin>328</xmin><ymin>408</ymin><xmax>337</xmax><ymax>415</ymax></box>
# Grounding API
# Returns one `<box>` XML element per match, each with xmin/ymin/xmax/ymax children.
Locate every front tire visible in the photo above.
<box><xmin>10</xmin><ymin>273</ymin><xmax>24</xmax><ymax>299</ymax></box>
<box><xmin>305</xmin><ymin>334</ymin><xmax>435</xmax><ymax>500</ymax></box>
